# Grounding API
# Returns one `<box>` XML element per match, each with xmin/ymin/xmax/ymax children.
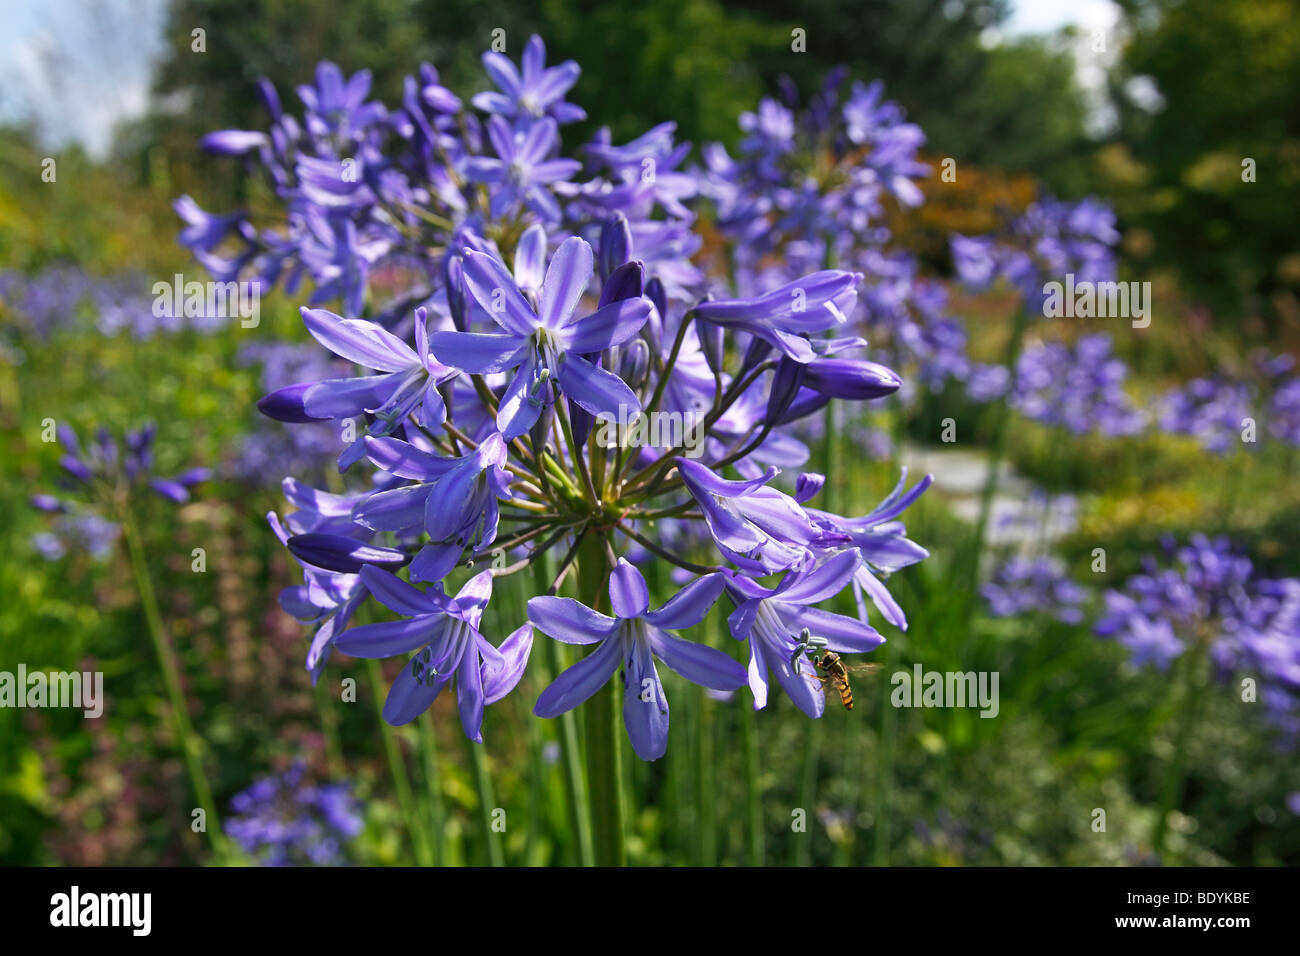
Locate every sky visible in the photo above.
<box><xmin>0</xmin><ymin>0</ymin><xmax>1122</xmax><ymax>159</ymax></box>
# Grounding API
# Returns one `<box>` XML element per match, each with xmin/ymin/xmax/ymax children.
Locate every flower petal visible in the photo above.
<box><xmin>527</xmin><ymin>596</ymin><xmax>618</xmax><ymax>644</ymax></box>
<box><xmin>461</xmin><ymin>250</ymin><xmax>538</xmax><ymax>337</ymax></box>
<box><xmin>334</xmin><ymin>614</ymin><xmax>446</xmax><ymax>658</ymax></box>
<box><xmin>645</xmin><ymin>572</ymin><xmax>726</xmax><ymax>630</ymax></box>
<box><xmin>286</xmin><ymin>533</ymin><xmax>410</xmax><ymax>574</ymax></box>
<box><xmin>555</xmin><ymin>355</ymin><xmax>639</xmax><ymax>419</ymax></box>
<box><xmin>359</xmin><ymin>565</ymin><xmax>438</xmax><ymax>616</ymax></box>
<box><xmin>382</xmin><ymin>665</ymin><xmax>451</xmax><ymax>725</ymax></box>
<box><xmin>351</xmin><ymin>483</ymin><xmax>432</xmax><ymax>532</ymax></box>
<box><xmin>776</xmin><ymin>549</ymin><xmax>861</xmax><ymax>606</ymax></box>
<box><xmin>302</xmin><ymin>307</ymin><xmax>416</xmax><ymax>372</ymax></box>
<box><xmin>647</xmin><ymin>627</ymin><xmax>747</xmax><ymax>691</ymax></box>
<box><xmin>457</xmin><ymin>648</ymin><xmax>486</xmax><ymax>742</ymax></box>
<box><xmin>513</xmin><ymin>223</ymin><xmax>548</xmax><ymax>292</ymax></box>
<box><xmin>784</xmin><ymin>605</ymin><xmax>885</xmax><ymax>653</ymax></box>
<box><xmin>559</xmin><ymin>296</ymin><xmax>651</xmax><ymax>353</ymax></box>
<box><xmin>622</xmin><ymin>640</ymin><xmax>669</xmax><ymax>761</ymax></box>
<box><xmin>534</xmin><ymin>635</ymin><xmax>622</xmax><ymax>717</ymax></box>
<box><xmin>538</xmin><ymin>237</ymin><xmax>593</xmax><ymax>330</ymax></box>
<box><xmin>429</xmin><ymin>330</ymin><xmax>525</xmax><ymax>374</ymax></box>
<box><xmin>482</xmin><ymin>624</ymin><xmax>534</xmax><ymax>704</ymax></box>
<box><xmin>608</xmin><ymin>559</ymin><xmax>650</xmax><ymax>618</ymax></box>
<box><xmin>302</xmin><ymin>374</ymin><xmax>403</xmax><ymax>419</ymax></box>
<box><xmin>363</xmin><ymin>436</ymin><xmax>457</xmax><ymax>481</ymax></box>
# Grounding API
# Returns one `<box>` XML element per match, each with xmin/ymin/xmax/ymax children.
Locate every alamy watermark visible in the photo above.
<box><xmin>1042</xmin><ymin>273</ymin><xmax>1151</xmax><ymax>329</ymax></box>
<box><xmin>0</xmin><ymin>664</ymin><xmax>103</xmax><ymax>717</ymax></box>
<box><xmin>50</xmin><ymin>886</ymin><xmax>151</xmax><ymax>936</ymax></box>
<box><xmin>891</xmin><ymin>664</ymin><xmax>999</xmax><ymax>718</ymax></box>
<box><xmin>152</xmin><ymin>274</ymin><xmax>261</xmax><ymax>328</ymax></box>
<box><xmin>593</xmin><ymin>404</ymin><xmax>706</xmax><ymax>458</ymax></box>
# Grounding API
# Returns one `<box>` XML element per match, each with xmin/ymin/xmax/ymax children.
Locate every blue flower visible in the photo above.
<box><xmin>335</xmin><ymin>566</ymin><xmax>533</xmax><ymax>737</ymax></box>
<box><xmin>258</xmin><ymin>306</ymin><xmax>457</xmax><ymax>470</ymax></box>
<box><xmin>529</xmin><ymin>560</ymin><xmax>744</xmax><ymax>760</ymax></box>
<box><xmin>430</xmin><ymin>236</ymin><xmax>652</xmax><ymax>438</ymax></box>
<box><xmin>472</xmin><ymin>35</ymin><xmax>586</xmax><ymax>125</ymax></box>
<box><xmin>465</xmin><ymin>116</ymin><xmax>581</xmax><ymax>221</ymax></box>
<box><xmin>725</xmin><ymin>550</ymin><xmax>884</xmax><ymax>718</ymax></box>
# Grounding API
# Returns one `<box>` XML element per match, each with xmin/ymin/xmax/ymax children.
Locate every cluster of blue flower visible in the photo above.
<box><xmin>182</xmin><ymin>38</ymin><xmax>933</xmax><ymax>761</ymax></box>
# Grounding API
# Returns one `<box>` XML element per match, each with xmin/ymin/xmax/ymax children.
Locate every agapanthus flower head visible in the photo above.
<box><xmin>982</xmin><ymin>554</ymin><xmax>1087</xmax><ymax>624</ymax></box>
<box><xmin>1096</xmin><ymin>536</ymin><xmax>1300</xmax><ymax>745</ymax></box>
<box><xmin>703</xmin><ymin>73</ymin><xmax>927</xmax><ymax>272</ymax></box>
<box><xmin>34</xmin><ymin>422</ymin><xmax>208</xmax><ymax>515</ymax></box>
<box><xmin>1158</xmin><ymin>377</ymin><xmax>1255</xmax><ymax>455</ymax></box>
<box><xmin>951</xmin><ymin>194</ymin><xmax>1119</xmax><ymax>312</ymax></box>
<box><xmin>183</xmin><ymin>49</ymin><xmax>933</xmax><ymax>760</ymax></box>
<box><xmin>226</xmin><ymin>761</ymin><xmax>363</xmax><ymax>866</ymax></box>
<box><xmin>1010</xmin><ymin>333</ymin><xmax>1146</xmax><ymax>437</ymax></box>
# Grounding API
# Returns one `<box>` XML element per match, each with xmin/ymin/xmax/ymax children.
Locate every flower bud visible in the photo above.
<box><xmin>598</xmin><ymin>259</ymin><xmax>645</xmax><ymax>308</ymax></box>
<box><xmin>598</xmin><ymin>212</ymin><xmax>633</xmax><ymax>282</ymax></box>
<box><xmin>802</xmin><ymin>358</ymin><xmax>901</xmax><ymax>400</ymax></box>
<box><xmin>764</xmin><ymin>357</ymin><xmax>806</xmax><ymax>426</ymax></box>
<box><xmin>619</xmin><ymin>339</ymin><xmax>650</xmax><ymax>390</ymax></box>
<box><xmin>443</xmin><ymin>254</ymin><xmax>468</xmax><ymax>332</ymax></box>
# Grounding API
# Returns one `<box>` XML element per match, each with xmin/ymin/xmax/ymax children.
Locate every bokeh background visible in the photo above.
<box><xmin>1</xmin><ymin>0</ymin><xmax>1298</xmax><ymax>866</ymax></box>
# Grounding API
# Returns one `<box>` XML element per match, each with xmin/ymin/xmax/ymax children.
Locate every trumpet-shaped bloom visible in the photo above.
<box><xmin>529</xmin><ymin>560</ymin><xmax>744</xmax><ymax>760</ymax></box>
<box><xmin>692</xmin><ymin>271</ymin><xmax>861</xmax><ymax>363</ymax></box>
<box><xmin>725</xmin><ymin>549</ymin><xmax>884</xmax><ymax>717</ymax></box>
<box><xmin>472</xmin><ymin>35</ymin><xmax>586</xmax><ymax>125</ymax></box>
<box><xmin>676</xmin><ymin>457</ymin><xmax>841</xmax><ymax>575</ymax></box>
<box><xmin>430</xmin><ymin>237</ymin><xmax>651</xmax><ymax>439</ymax></box>
<box><xmin>334</xmin><ymin>566</ymin><xmax>533</xmax><ymax>737</ymax></box>
<box><xmin>465</xmin><ymin>116</ymin><xmax>581</xmax><ymax>221</ymax></box>
<box><xmin>258</xmin><ymin>306</ymin><xmax>458</xmax><ymax>470</ymax></box>
<box><xmin>351</xmin><ymin>433</ymin><xmax>513</xmax><ymax>582</ymax></box>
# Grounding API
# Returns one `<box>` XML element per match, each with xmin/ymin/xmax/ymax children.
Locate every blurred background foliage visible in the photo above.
<box><xmin>1</xmin><ymin>0</ymin><xmax>1298</xmax><ymax>866</ymax></box>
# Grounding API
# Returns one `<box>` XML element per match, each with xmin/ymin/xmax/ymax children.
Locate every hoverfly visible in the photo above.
<box><xmin>790</xmin><ymin>629</ymin><xmax>880</xmax><ymax>711</ymax></box>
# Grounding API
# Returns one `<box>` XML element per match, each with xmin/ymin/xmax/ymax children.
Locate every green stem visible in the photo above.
<box><xmin>578</xmin><ymin>534</ymin><xmax>626</xmax><ymax>865</ymax></box>
<box><xmin>465</xmin><ymin>737</ymin><xmax>504</xmax><ymax>866</ymax></box>
<box><xmin>122</xmin><ymin>512</ymin><xmax>226</xmax><ymax>860</ymax></box>
<box><xmin>314</xmin><ymin>679</ymin><xmax>346</xmax><ymax>780</ymax></box>
<box><xmin>418</xmin><ymin>712</ymin><xmax>445</xmax><ymax>866</ymax></box>
<box><xmin>533</xmin><ymin>556</ymin><xmax>594</xmax><ymax>865</ymax></box>
<box><xmin>1152</xmin><ymin>634</ymin><xmax>1208</xmax><ymax>858</ymax></box>
<box><xmin>695</xmin><ymin>686</ymin><xmax>716</xmax><ymax>865</ymax></box>
<box><xmin>795</xmin><ymin>719</ymin><xmax>822</xmax><ymax>866</ymax></box>
<box><xmin>873</xmin><ymin>640</ymin><xmax>896</xmax><ymax>865</ymax></box>
<box><xmin>740</xmin><ymin>701</ymin><xmax>764</xmax><ymax>866</ymax></box>
<box><xmin>366</xmin><ymin>659</ymin><xmax>432</xmax><ymax>866</ymax></box>
<box><xmin>965</xmin><ymin>306</ymin><xmax>1030</xmax><ymax>605</ymax></box>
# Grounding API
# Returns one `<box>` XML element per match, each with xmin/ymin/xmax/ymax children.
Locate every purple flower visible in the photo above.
<box><xmin>472</xmin><ymin>35</ymin><xmax>586</xmax><ymax>125</ymax></box>
<box><xmin>258</xmin><ymin>306</ymin><xmax>456</xmax><ymax>470</ymax></box>
<box><xmin>227</xmin><ymin>762</ymin><xmax>363</xmax><ymax>866</ymax></box>
<box><xmin>1159</xmin><ymin>377</ymin><xmax>1254</xmax><ymax>455</ymax></box>
<box><xmin>809</xmin><ymin>469</ymin><xmax>932</xmax><ymax>630</ymax></box>
<box><xmin>982</xmin><ymin>555</ymin><xmax>1087</xmax><ymax>625</ymax></box>
<box><xmin>38</xmin><ymin>423</ymin><xmax>207</xmax><ymax>513</ymax></box>
<box><xmin>725</xmin><ymin>549</ymin><xmax>884</xmax><ymax>717</ymax></box>
<box><xmin>430</xmin><ymin>237</ymin><xmax>652</xmax><ymax>438</ymax></box>
<box><xmin>1012</xmin><ymin>334</ymin><xmax>1147</xmax><ymax>437</ymax></box>
<box><xmin>465</xmin><ymin>116</ymin><xmax>581</xmax><ymax>221</ymax></box>
<box><xmin>352</xmin><ymin>433</ymin><xmax>513</xmax><ymax>582</ymax></box>
<box><xmin>335</xmin><ymin>566</ymin><xmax>533</xmax><ymax>737</ymax></box>
<box><xmin>529</xmin><ymin>560</ymin><xmax>743</xmax><ymax>760</ymax></box>
<box><xmin>267</xmin><ymin>479</ymin><xmax>384</xmax><ymax>680</ymax></box>
<box><xmin>692</xmin><ymin>271</ymin><xmax>861</xmax><ymax>363</ymax></box>
<box><xmin>677</xmin><ymin>458</ymin><xmax>836</xmax><ymax>575</ymax></box>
